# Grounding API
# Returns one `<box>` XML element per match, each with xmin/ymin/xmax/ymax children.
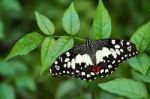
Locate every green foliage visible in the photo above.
<box><xmin>62</xmin><ymin>3</ymin><xmax>80</xmax><ymax>35</ymax></box>
<box><xmin>41</xmin><ymin>37</ymin><xmax>56</xmax><ymax>73</ymax></box>
<box><xmin>128</xmin><ymin>53</ymin><xmax>150</xmax><ymax>75</ymax></box>
<box><xmin>0</xmin><ymin>19</ymin><xmax>4</xmax><ymax>39</ymax></box>
<box><xmin>130</xmin><ymin>21</ymin><xmax>150</xmax><ymax>52</ymax></box>
<box><xmin>98</xmin><ymin>78</ymin><xmax>148</xmax><ymax>99</ymax></box>
<box><xmin>41</xmin><ymin>36</ymin><xmax>73</xmax><ymax>73</ymax></box>
<box><xmin>0</xmin><ymin>0</ymin><xmax>21</xmax><ymax>12</ymax></box>
<box><xmin>0</xmin><ymin>83</ymin><xmax>15</xmax><ymax>99</ymax></box>
<box><xmin>2</xmin><ymin>0</ymin><xmax>150</xmax><ymax>99</ymax></box>
<box><xmin>35</xmin><ymin>11</ymin><xmax>55</xmax><ymax>35</ymax></box>
<box><xmin>0</xmin><ymin>61</ymin><xmax>16</xmax><ymax>77</ymax></box>
<box><xmin>5</xmin><ymin>32</ymin><xmax>43</xmax><ymax>60</ymax></box>
<box><xmin>0</xmin><ymin>60</ymin><xmax>36</xmax><ymax>98</ymax></box>
<box><xmin>15</xmin><ymin>75</ymin><xmax>36</xmax><ymax>91</ymax></box>
<box><xmin>132</xmin><ymin>70</ymin><xmax>150</xmax><ymax>84</ymax></box>
<box><xmin>91</xmin><ymin>0</ymin><xmax>111</xmax><ymax>40</ymax></box>
<box><xmin>0</xmin><ymin>60</ymin><xmax>28</xmax><ymax>77</ymax></box>
<box><xmin>56</xmin><ymin>81</ymin><xmax>76</xmax><ymax>99</ymax></box>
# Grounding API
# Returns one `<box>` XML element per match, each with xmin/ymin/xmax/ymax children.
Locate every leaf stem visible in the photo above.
<box><xmin>74</xmin><ymin>37</ymin><xmax>86</xmax><ymax>42</ymax></box>
<box><xmin>52</xmin><ymin>35</ymin><xmax>68</xmax><ymax>38</ymax></box>
<box><xmin>52</xmin><ymin>35</ymin><xmax>86</xmax><ymax>42</ymax></box>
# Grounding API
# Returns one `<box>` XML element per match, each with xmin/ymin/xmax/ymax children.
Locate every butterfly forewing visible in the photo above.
<box><xmin>50</xmin><ymin>39</ymin><xmax>138</xmax><ymax>81</ymax></box>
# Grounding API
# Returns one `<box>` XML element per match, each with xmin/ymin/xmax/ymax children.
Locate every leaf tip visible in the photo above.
<box><xmin>70</xmin><ymin>2</ymin><xmax>74</xmax><ymax>7</ymax></box>
<box><xmin>35</xmin><ymin>11</ymin><xmax>39</xmax><ymax>16</ymax></box>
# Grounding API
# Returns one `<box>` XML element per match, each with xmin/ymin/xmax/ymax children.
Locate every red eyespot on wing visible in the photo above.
<box><xmin>91</xmin><ymin>66</ymin><xmax>101</xmax><ymax>73</ymax></box>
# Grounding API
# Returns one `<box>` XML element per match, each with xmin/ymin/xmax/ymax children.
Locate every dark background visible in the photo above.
<box><xmin>0</xmin><ymin>0</ymin><xmax>150</xmax><ymax>99</ymax></box>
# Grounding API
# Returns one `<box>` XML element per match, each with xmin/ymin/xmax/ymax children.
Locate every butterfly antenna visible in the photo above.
<box><xmin>86</xmin><ymin>29</ymin><xmax>94</xmax><ymax>48</ymax></box>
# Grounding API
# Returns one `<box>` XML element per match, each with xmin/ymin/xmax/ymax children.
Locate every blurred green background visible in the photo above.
<box><xmin>0</xmin><ymin>0</ymin><xmax>150</xmax><ymax>99</ymax></box>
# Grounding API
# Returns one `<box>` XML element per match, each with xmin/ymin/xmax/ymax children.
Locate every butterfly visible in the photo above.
<box><xmin>50</xmin><ymin>39</ymin><xmax>138</xmax><ymax>81</ymax></box>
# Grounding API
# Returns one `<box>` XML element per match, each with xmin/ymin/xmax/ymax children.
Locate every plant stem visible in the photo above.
<box><xmin>74</xmin><ymin>37</ymin><xmax>86</xmax><ymax>42</ymax></box>
<box><xmin>52</xmin><ymin>35</ymin><xmax>86</xmax><ymax>42</ymax></box>
<box><xmin>52</xmin><ymin>35</ymin><xmax>68</xmax><ymax>38</ymax></box>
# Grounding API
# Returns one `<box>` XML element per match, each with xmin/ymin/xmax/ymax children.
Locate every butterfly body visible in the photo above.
<box><xmin>50</xmin><ymin>39</ymin><xmax>138</xmax><ymax>81</ymax></box>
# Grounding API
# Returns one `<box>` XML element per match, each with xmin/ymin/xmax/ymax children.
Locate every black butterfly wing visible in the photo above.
<box><xmin>50</xmin><ymin>44</ymin><xmax>98</xmax><ymax>80</ymax></box>
<box><xmin>50</xmin><ymin>39</ymin><xmax>138</xmax><ymax>81</ymax></box>
<box><xmin>94</xmin><ymin>39</ymin><xmax>138</xmax><ymax>77</ymax></box>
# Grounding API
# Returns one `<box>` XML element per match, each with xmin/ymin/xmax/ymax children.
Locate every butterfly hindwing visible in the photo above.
<box><xmin>50</xmin><ymin>39</ymin><xmax>138</xmax><ymax>81</ymax></box>
<box><xmin>95</xmin><ymin>39</ymin><xmax>138</xmax><ymax>77</ymax></box>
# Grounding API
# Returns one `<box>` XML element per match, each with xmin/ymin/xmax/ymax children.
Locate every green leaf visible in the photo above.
<box><xmin>62</xmin><ymin>3</ymin><xmax>80</xmax><ymax>35</ymax></box>
<box><xmin>98</xmin><ymin>78</ymin><xmax>148</xmax><ymax>99</ymax></box>
<box><xmin>41</xmin><ymin>36</ymin><xmax>74</xmax><ymax>73</ymax></box>
<box><xmin>0</xmin><ymin>61</ymin><xmax>15</xmax><ymax>77</ymax></box>
<box><xmin>35</xmin><ymin>11</ymin><xmax>55</xmax><ymax>35</ymax></box>
<box><xmin>128</xmin><ymin>53</ymin><xmax>150</xmax><ymax>75</ymax></box>
<box><xmin>130</xmin><ymin>21</ymin><xmax>150</xmax><ymax>52</ymax></box>
<box><xmin>0</xmin><ymin>60</ymin><xmax>28</xmax><ymax>77</ymax></box>
<box><xmin>5</xmin><ymin>32</ymin><xmax>43</xmax><ymax>60</ymax></box>
<box><xmin>15</xmin><ymin>75</ymin><xmax>36</xmax><ymax>91</ymax></box>
<box><xmin>55</xmin><ymin>36</ymin><xmax>74</xmax><ymax>55</ymax></box>
<box><xmin>41</xmin><ymin>37</ymin><xmax>55</xmax><ymax>73</ymax></box>
<box><xmin>1</xmin><ymin>0</ymin><xmax>21</xmax><ymax>12</ymax></box>
<box><xmin>11</xmin><ymin>61</ymin><xmax>28</xmax><ymax>74</ymax></box>
<box><xmin>0</xmin><ymin>19</ymin><xmax>4</xmax><ymax>39</ymax></box>
<box><xmin>132</xmin><ymin>70</ymin><xmax>150</xmax><ymax>84</ymax></box>
<box><xmin>0</xmin><ymin>83</ymin><xmax>15</xmax><ymax>99</ymax></box>
<box><xmin>92</xmin><ymin>0</ymin><xmax>111</xmax><ymax>40</ymax></box>
<box><xmin>56</xmin><ymin>81</ymin><xmax>76</xmax><ymax>99</ymax></box>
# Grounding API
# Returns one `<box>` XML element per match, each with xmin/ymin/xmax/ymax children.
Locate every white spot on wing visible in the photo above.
<box><xmin>96</xmin><ymin>47</ymin><xmax>111</xmax><ymax>64</ymax></box>
<box><xmin>111</xmin><ymin>40</ymin><xmax>115</xmax><ymax>44</ymax></box>
<box><xmin>112</xmin><ymin>60</ymin><xmax>115</xmax><ymax>64</ymax></box>
<box><xmin>55</xmin><ymin>61</ymin><xmax>58</xmax><ymax>64</ymax></box>
<box><xmin>110</xmin><ymin>48</ymin><xmax>117</xmax><ymax>59</ymax></box>
<box><xmin>76</xmin><ymin>70</ymin><xmax>79</xmax><ymax>73</ymax></box>
<box><xmin>100</xmin><ymin>69</ymin><xmax>104</xmax><ymax>73</ymax></box>
<box><xmin>71</xmin><ymin>59</ymin><xmax>75</xmax><ymax>69</ymax></box>
<box><xmin>67</xmin><ymin>62</ymin><xmax>71</xmax><ymax>68</ymax></box>
<box><xmin>120</xmin><ymin>49</ymin><xmax>123</xmax><ymax>52</ymax></box>
<box><xmin>115</xmin><ymin>49</ymin><xmax>120</xmax><ymax>55</ymax></box>
<box><xmin>64</xmin><ymin>64</ymin><xmax>66</xmax><ymax>68</ymax></box>
<box><xmin>49</xmin><ymin>69</ymin><xmax>51</xmax><ymax>73</ymax></box>
<box><xmin>60</xmin><ymin>57</ymin><xmax>63</xmax><ymax>62</ymax></box>
<box><xmin>81</xmin><ymin>72</ymin><xmax>85</xmax><ymax>76</ymax></box>
<box><xmin>127</xmin><ymin>46</ymin><xmax>131</xmax><ymax>51</ymax></box>
<box><xmin>75</xmin><ymin>54</ymin><xmax>93</xmax><ymax>65</ymax></box>
<box><xmin>105</xmin><ymin>69</ymin><xmax>109</xmax><ymax>73</ymax></box>
<box><xmin>67</xmin><ymin>71</ymin><xmax>69</xmax><ymax>74</ymax></box>
<box><xmin>66</xmin><ymin>52</ymin><xmax>70</xmax><ymax>56</ymax></box>
<box><xmin>55</xmin><ymin>65</ymin><xmax>60</xmax><ymax>70</ymax></box>
<box><xmin>87</xmin><ymin>74</ymin><xmax>91</xmax><ymax>78</ymax></box>
<box><xmin>65</xmin><ymin>58</ymin><xmax>70</xmax><ymax>62</ymax></box>
<box><xmin>115</xmin><ymin>44</ymin><xmax>120</xmax><ymax>48</ymax></box>
<box><xmin>90</xmin><ymin>72</ymin><xmax>95</xmax><ymax>76</ymax></box>
<box><xmin>121</xmin><ymin>41</ymin><xmax>123</xmax><ymax>46</ymax></box>
<box><xmin>108</xmin><ymin>65</ymin><xmax>112</xmax><ymax>69</ymax></box>
<box><xmin>126</xmin><ymin>42</ymin><xmax>130</xmax><ymax>45</ymax></box>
